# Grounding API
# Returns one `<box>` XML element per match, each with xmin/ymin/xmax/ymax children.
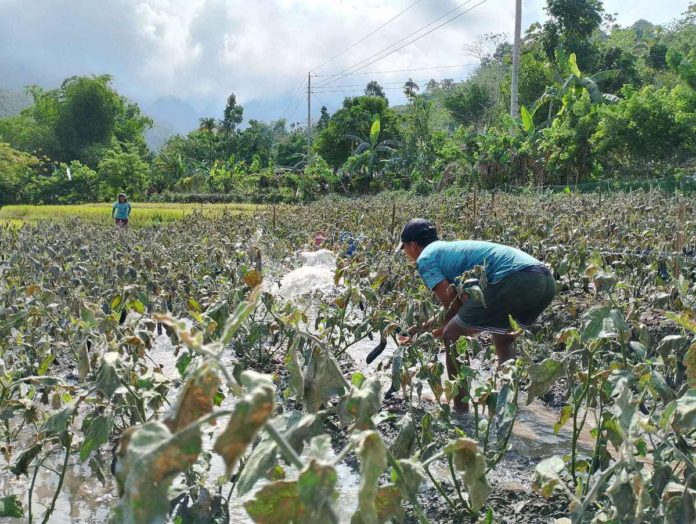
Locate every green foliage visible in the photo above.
<box><xmin>594</xmin><ymin>84</ymin><xmax>696</xmax><ymax>170</ymax></box>
<box><xmin>0</xmin><ymin>142</ymin><xmax>40</xmax><ymax>204</ymax></box>
<box><xmin>444</xmin><ymin>82</ymin><xmax>493</xmax><ymax>130</ymax></box>
<box><xmin>314</xmin><ymin>96</ymin><xmax>400</xmax><ymax>171</ymax></box>
<box><xmin>98</xmin><ymin>143</ymin><xmax>151</xmax><ymax>197</ymax></box>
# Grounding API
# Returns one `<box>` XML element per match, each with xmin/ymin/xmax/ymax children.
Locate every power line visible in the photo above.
<box><xmin>313</xmin><ymin>63</ymin><xmax>478</xmax><ymax>77</ymax></box>
<box><xmin>286</xmin><ymin>94</ymin><xmax>306</xmax><ymax>123</ymax></box>
<box><xmin>279</xmin><ymin>79</ymin><xmax>307</xmax><ymax>122</ymax></box>
<box><xmin>312</xmin><ymin>86</ymin><xmax>425</xmax><ymax>94</ymax></box>
<box><xmin>317</xmin><ymin>0</ymin><xmax>486</xmax><ymax>88</ymax></box>
<box><xmin>311</xmin><ymin>0</ymin><xmax>425</xmax><ymax>72</ymax></box>
<box><xmin>312</xmin><ymin>76</ymin><xmax>472</xmax><ymax>90</ymax></box>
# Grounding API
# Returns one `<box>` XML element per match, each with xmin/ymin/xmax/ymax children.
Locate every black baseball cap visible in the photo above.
<box><xmin>395</xmin><ymin>218</ymin><xmax>438</xmax><ymax>254</ymax></box>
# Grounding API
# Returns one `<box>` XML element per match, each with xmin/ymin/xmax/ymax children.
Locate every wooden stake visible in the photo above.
<box><xmin>390</xmin><ymin>201</ymin><xmax>396</xmax><ymax>239</ymax></box>
<box><xmin>675</xmin><ymin>200</ymin><xmax>686</xmax><ymax>278</ymax></box>
<box><xmin>272</xmin><ymin>204</ymin><xmax>276</xmax><ymax>230</ymax></box>
<box><xmin>473</xmin><ymin>185</ymin><xmax>478</xmax><ymax>227</ymax></box>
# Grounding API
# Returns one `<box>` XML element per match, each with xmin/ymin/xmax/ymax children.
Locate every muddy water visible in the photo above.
<box><xmin>1</xmin><ymin>250</ymin><xmax>590</xmax><ymax>522</ymax></box>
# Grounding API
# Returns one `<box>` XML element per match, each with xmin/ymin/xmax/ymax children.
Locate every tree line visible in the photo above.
<box><xmin>1</xmin><ymin>0</ymin><xmax>695</xmax><ymax>205</ymax></box>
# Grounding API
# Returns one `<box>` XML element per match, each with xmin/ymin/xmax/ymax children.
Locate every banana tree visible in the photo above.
<box><xmin>532</xmin><ymin>51</ymin><xmax>620</xmax><ymax>128</ymax></box>
<box><xmin>344</xmin><ymin>113</ymin><xmax>401</xmax><ymax>190</ymax></box>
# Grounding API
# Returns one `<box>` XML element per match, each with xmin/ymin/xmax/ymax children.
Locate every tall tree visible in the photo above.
<box><xmin>403</xmin><ymin>78</ymin><xmax>420</xmax><ymax>101</ymax></box>
<box><xmin>541</xmin><ymin>0</ymin><xmax>604</xmax><ymax>69</ymax></box>
<box><xmin>317</xmin><ymin>106</ymin><xmax>330</xmax><ymax>130</ymax></box>
<box><xmin>222</xmin><ymin>94</ymin><xmax>244</xmax><ymax>133</ymax></box>
<box><xmin>364</xmin><ymin>81</ymin><xmax>387</xmax><ymax>100</ymax></box>
<box><xmin>54</xmin><ymin>75</ymin><xmax>120</xmax><ymax>161</ymax></box>
<box><xmin>198</xmin><ymin>117</ymin><xmax>218</xmax><ymax>165</ymax></box>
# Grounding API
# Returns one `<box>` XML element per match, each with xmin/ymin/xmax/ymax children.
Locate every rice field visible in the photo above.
<box><xmin>0</xmin><ymin>202</ymin><xmax>261</xmax><ymax>226</ymax></box>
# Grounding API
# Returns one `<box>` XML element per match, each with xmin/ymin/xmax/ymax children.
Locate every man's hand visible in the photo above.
<box><xmin>431</xmin><ymin>327</ymin><xmax>444</xmax><ymax>338</ymax></box>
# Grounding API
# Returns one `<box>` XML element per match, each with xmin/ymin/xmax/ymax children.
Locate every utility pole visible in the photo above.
<box><xmin>510</xmin><ymin>0</ymin><xmax>522</xmax><ymax>118</ymax></box>
<box><xmin>307</xmin><ymin>72</ymin><xmax>312</xmax><ymax>159</ymax></box>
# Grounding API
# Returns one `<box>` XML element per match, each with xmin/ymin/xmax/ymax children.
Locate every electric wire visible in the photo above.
<box><xmin>312</xmin><ymin>76</ymin><xmax>472</xmax><ymax>90</ymax></box>
<box><xmin>310</xmin><ymin>0</ymin><xmax>425</xmax><ymax>72</ymax></box>
<box><xmin>279</xmin><ymin>79</ymin><xmax>308</xmax><ymax>123</ymax></box>
<box><xmin>316</xmin><ymin>0</ymin><xmax>487</xmax><ymax>88</ymax></box>
<box><xmin>313</xmin><ymin>63</ymin><xmax>478</xmax><ymax>77</ymax></box>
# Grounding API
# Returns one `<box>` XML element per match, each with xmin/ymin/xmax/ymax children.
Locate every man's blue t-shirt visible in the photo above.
<box><xmin>416</xmin><ymin>240</ymin><xmax>540</xmax><ymax>289</ymax></box>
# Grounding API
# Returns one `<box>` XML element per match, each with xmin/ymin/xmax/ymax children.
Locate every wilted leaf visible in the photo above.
<box><xmin>445</xmin><ymin>438</ymin><xmax>491</xmax><ymax>511</ymax></box>
<box><xmin>684</xmin><ymin>343</ymin><xmax>696</xmax><ymax>388</ymax></box>
<box><xmin>80</xmin><ymin>413</ymin><xmax>114</xmax><ymax>461</ymax></box>
<box><xmin>671</xmin><ymin>389</ymin><xmax>696</xmax><ymax>433</ymax></box>
<box><xmin>0</xmin><ymin>495</ymin><xmax>23</xmax><ymax>518</ymax></box>
<box><xmin>354</xmin><ymin>430</ymin><xmax>387</xmax><ymax>524</ymax></box>
<box><xmin>285</xmin><ymin>342</ymin><xmax>304</xmax><ymax>400</ymax></box>
<box><xmin>237</xmin><ymin>435</ymin><xmax>278</xmax><ymax>497</ymax></box>
<box><xmin>581</xmin><ymin>306</ymin><xmax>611</xmax><ymax>342</ymax></box>
<box><xmin>243</xmin><ymin>269</ymin><xmax>263</xmax><ymax>289</ymax></box>
<box><xmin>527</xmin><ymin>359</ymin><xmax>565</xmax><ymax>405</ymax></box>
<box><xmin>164</xmin><ymin>361</ymin><xmax>220</xmax><ymax>432</ymax></box>
<box><xmin>298</xmin><ymin>459</ymin><xmax>337</xmax><ymax>521</ymax></box>
<box><xmin>593</xmin><ymin>271</ymin><xmax>617</xmax><ymax>293</ymax></box>
<box><xmin>37</xmin><ymin>354</ymin><xmax>54</xmax><ymax>376</ymax></box>
<box><xmin>303</xmin><ymin>346</ymin><xmax>346</xmax><ymax>412</ymax></box>
<box><xmin>665</xmin><ymin>311</ymin><xmax>696</xmax><ymax>333</ymax></box>
<box><xmin>244</xmin><ymin>480</ymin><xmax>306</xmax><ymax>524</ymax></box>
<box><xmin>495</xmin><ymin>383</ymin><xmax>518</xmax><ymax>443</ymax></box>
<box><xmin>110</xmin><ymin>422</ymin><xmax>202</xmax><ymax>523</ymax></box>
<box><xmin>554</xmin><ymin>406</ymin><xmax>573</xmax><ymax>434</ymax></box>
<box><xmin>237</xmin><ymin>412</ymin><xmax>319</xmax><ymax>497</ymax></box>
<box><xmin>89</xmin><ymin>456</ymin><xmax>107</xmax><ymax>486</ymax></box>
<box><xmin>390</xmin><ymin>414</ymin><xmax>416</xmax><ymax>459</ymax></box>
<box><xmin>352</xmin><ymin>485</ymin><xmax>404</xmax><ymax>524</ymax></box>
<box><xmin>214</xmin><ymin>371</ymin><xmax>275</xmax><ymax>477</ymax></box>
<box><xmin>393</xmin><ymin>459</ymin><xmax>425</xmax><ymax>499</ymax></box>
<box><xmin>532</xmin><ymin>456</ymin><xmax>566</xmax><ymax>498</ymax></box>
<box><xmin>10</xmin><ymin>444</ymin><xmax>42</xmax><ymax>476</ymax></box>
<box><xmin>41</xmin><ymin>398</ymin><xmax>80</xmax><ymax>436</ymax></box>
<box><xmin>78</xmin><ymin>342</ymin><xmax>91</xmax><ymax>381</ymax></box>
<box><xmin>656</xmin><ymin>335</ymin><xmax>689</xmax><ymax>360</ymax></box>
<box><xmin>96</xmin><ymin>352</ymin><xmax>122</xmax><ymax>400</ymax></box>
<box><xmin>649</xmin><ymin>370</ymin><xmax>676</xmax><ymax>405</ymax></box>
<box><xmin>338</xmin><ymin>377</ymin><xmax>382</xmax><ymax>430</ymax></box>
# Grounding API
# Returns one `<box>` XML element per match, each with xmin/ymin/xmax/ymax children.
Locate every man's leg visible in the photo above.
<box><xmin>491</xmin><ymin>333</ymin><xmax>516</xmax><ymax>364</ymax></box>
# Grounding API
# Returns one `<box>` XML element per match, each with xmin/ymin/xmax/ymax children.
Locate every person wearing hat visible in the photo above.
<box><xmin>395</xmin><ymin>218</ymin><xmax>555</xmax><ymax>411</ymax></box>
<box><xmin>112</xmin><ymin>193</ymin><xmax>131</xmax><ymax>228</ymax></box>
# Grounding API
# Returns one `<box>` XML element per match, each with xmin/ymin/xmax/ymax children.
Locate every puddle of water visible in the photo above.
<box><xmin>348</xmin><ymin>340</ymin><xmax>595</xmax><ymax>461</ymax></box>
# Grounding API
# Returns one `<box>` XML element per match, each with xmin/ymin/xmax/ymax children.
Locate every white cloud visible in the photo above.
<box><xmin>0</xmin><ymin>0</ymin><xmax>689</xmax><ymax>119</ymax></box>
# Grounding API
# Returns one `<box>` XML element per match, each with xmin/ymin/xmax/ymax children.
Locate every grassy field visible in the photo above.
<box><xmin>0</xmin><ymin>202</ymin><xmax>261</xmax><ymax>226</ymax></box>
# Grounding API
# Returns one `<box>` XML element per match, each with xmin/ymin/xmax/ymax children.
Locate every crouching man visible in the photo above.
<box><xmin>395</xmin><ymin>218</ymin><xmax>555</xmax><ymax>411</ymax></box>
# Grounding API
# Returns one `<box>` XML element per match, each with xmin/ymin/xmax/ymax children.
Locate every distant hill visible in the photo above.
<box><xmin>145</xmin><ymin>121</ymin><xmax>179</xmax><ymax>151</ymax></box>
<box><xmin>145</xmin><ymin>96</ymin><xmax>200</xmax><ymax>135</ymax></box>
<box><xmin>0</xmin><ymin>88</ymin><xmax>31</xmax><ymax>118</ymax></box>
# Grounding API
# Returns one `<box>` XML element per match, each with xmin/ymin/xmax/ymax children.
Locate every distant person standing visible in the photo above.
<box><xmin>112</xmin><ymin>193</ymin><xmax>131</xmax><ymax>228</ymax></box>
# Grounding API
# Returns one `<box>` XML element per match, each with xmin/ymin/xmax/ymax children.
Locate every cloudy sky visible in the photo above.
<box><xmin>0</xmin><ymin>0</ymin><xmax>691</xmax><ymax>126</ymax></box>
